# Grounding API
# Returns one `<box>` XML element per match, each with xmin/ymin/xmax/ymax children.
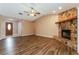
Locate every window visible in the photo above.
<box><xmin>8</xmin><ymin>24</ymin><xmax>11</xmax><ymax>30</ymax></box>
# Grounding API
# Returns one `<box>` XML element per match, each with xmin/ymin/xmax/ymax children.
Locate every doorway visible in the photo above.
<box><xmin>6</xmin><ymin>22</ymin><xmax>13</xmax><ymax>36</ymax></box>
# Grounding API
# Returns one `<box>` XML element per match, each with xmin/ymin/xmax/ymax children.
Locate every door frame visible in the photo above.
<box><xmin>5</xmin><ymin>22</ymin><xmax>13</xmax><ymax>36</ymax></box>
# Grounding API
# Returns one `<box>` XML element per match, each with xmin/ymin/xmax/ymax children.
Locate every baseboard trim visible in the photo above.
<box><xmin>35</xmin><ymin>34</ymin><xmax>53</xmax><ymax>39</ymax></box>
<box><xmin>0</xmin><ymin>34</ymin><xmax>34</xmax><ymax>40</ymax></box>
<box><xmin>0</xmin><ymin>34</ymin><xmax>53</xmax><ymax>40</ymax></box>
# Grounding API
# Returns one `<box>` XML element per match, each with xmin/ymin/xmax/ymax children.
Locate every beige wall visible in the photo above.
<box><xmin>0</xmin><ymin>16</ymin><xmax>1</xmax><ymax>36</ymax></box>
<box><xmin>0</xmin><ymin>14</ymin><xmax>58</xmax><ymax>38</ymax></box>
<box><xmin>0</xmin><ymin>15</ymin><xmax>34</xmax><ymax>38</ymax></box>
<box><xmin>21</xmin><ymin>20</ymin><xmax>34</xmax><ymax>36</ymax></box>
<box><xmin>0</xmin><ymin>15</ymin><xmax>3</xmax><ymax>36</ymax></box>
<box><xmin>0</xmin><ymin>20</ymin><xmax>19</xmax><ymax>37</ymax></box>
<box><xmin>34</xmin><ymin>15</ymin><xmax>58</xmax><ymax>38</ymax></box>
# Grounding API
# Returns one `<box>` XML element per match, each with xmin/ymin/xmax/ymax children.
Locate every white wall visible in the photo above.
<box><xmin>34</xmin><ymin>15</ymin><xmax>58</xmax><ymax>38</ymax></box>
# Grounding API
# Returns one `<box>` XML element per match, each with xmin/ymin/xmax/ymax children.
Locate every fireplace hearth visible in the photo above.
<box><xmin>61</xmin><ymin>30</ymin><xmax>71</xmax><ymax>40</ymax></box>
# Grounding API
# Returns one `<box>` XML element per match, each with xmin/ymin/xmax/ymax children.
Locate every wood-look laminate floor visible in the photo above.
<box><xmin>0</xmin><ymin>35</ymin><xmax>77</xmax><ymax>55</ymax></box>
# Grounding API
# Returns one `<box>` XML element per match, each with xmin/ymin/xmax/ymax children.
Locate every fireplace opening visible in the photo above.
<box><xmin>61</xmin><ymin>30</ymin><xmax>71</xmax><ymax>40</ymax></box>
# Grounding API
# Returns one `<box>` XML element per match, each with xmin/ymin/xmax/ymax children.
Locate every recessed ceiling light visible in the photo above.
<box><xmin>58</xmin><ymin>6</ymin><xmax>62</xmax><ymax>10</ymax></box>
<box><xmin>53</xmin><ymin>10</ymin><xmax>56</xmax><ymax>14</ymax></box>
<box><xmin>9</xmin><ymin>19</ymin><xmax>13</xmax><ymax>20</ymax></box>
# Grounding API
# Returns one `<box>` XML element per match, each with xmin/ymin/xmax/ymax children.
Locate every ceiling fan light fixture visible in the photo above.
<box><xmin>9</xmin><ymin>19</ymin><xmax>13</xmax><ymax>20</ymax></box>
<box><xmin>20</xmin><ymin>7</ymin><xmax>40</xmax><ymax>16</ymax></box>
<box><xmin>58</xmin><ymin>6</ymin><xmax>62</xmax><ymax>10</ymax></box>
<box><xmin>30</xmin><ymin>13</ymin><xmax>35</xmax><ymax>16</ymax></box>
<box><xmin>32</xmin><ymin>10</ymin><xmax>35</xmax><ymax>13</ymax></box>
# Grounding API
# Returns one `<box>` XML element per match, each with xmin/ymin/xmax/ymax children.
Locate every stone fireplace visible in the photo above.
<box><xmin>55</xmin><ymin>8</ymin><xmax>77</xmax><ymax>50</ymax></box>
<box><xmin>62</xmin><ymin>29</ymin><xmax>71</xmax><ymax>40</ymax></box>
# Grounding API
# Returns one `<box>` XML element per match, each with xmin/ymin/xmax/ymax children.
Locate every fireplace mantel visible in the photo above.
<box><xmin>56</xmin><ymin>7</ymin><xmax>77</xmax><ymax>24</ymax></box>
<box><xmin>55</xmin><ymin>16</ymin><xmax>77</xmax><ymax>24</ymax></box>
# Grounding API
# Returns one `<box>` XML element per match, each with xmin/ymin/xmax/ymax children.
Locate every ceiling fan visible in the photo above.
<box><xmin>19</xmin><ymin>7</ymin><xmax>40</xmax><ymax>16</ymax></box>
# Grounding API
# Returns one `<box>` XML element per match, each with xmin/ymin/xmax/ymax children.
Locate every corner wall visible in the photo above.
<box><xmin>34</xmin><ymin>15</ymin><xmax>58</xmax><ymax>38</ymax></box>
<box><xmin>21</xmin><ymin>20</ymin><xmax>34</xmax><ymax>36</ymax></box>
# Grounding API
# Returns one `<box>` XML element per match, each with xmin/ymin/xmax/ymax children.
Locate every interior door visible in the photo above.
<box><xmin>6</xmin><ymin>22</ymin><xmax>13</xmax><ymax>36</ymax></box>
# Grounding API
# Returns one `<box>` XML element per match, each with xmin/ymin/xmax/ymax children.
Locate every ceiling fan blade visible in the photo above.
<box><xmin>30</xmin><ymin>7</ymin><xmax>34</xmax><ymax>10</ymax></box>
<box><xmin>30</xmin><ymin>7</ymin><xmax>37</xmax><ymax>12</ymax></box>
<box><xmin>18</xmin><ymin>12</ymin><xmax>23</xmax><ymax>15</ymax></box>
<box><xmin>34</xmin><ymin>14</ymin><xmax>37</xmax><ymax>16</ymax></box>
<box><xmin>24</xmin><ymin>11</ymin><xmax>29</xmax><ymax>13</ymax></box>
<box><xmin>27</xmin><ymin>14</ymin><xmax>30</xmax><ymax>16</ymax></box>
<box><xmin>36</xmin><ymin>12</ymin><xmax>40</xmax><ymax>14</ymax></box>
<box><xmin>23</xmin><ymin>7</ymin><xmax>40</xmax><ymax>16</ymax></box>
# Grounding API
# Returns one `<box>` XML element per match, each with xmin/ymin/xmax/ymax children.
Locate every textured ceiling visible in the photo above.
<box><xmin>0</xmin><ymin>3</ymin><xmax>79</xmax><ymax>21</ymax></box>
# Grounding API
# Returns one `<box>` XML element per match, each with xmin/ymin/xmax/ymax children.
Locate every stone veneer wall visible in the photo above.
<box><xmin>58</xmin><ymin>8</ymin><xmax>77</xmax><ymax>50</ymax></box>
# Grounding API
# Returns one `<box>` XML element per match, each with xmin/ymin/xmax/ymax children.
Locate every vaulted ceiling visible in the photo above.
<box><xmin>0</xmin><ymin>3</ymin><xmax>79</xmax><ymax>21</ymax></box>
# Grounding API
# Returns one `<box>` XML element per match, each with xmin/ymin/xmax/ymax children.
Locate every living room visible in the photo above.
<box><xmin>0</xmin><ymin>3</ymin><xmax>78</xmax><ymax>55</ymax></box>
